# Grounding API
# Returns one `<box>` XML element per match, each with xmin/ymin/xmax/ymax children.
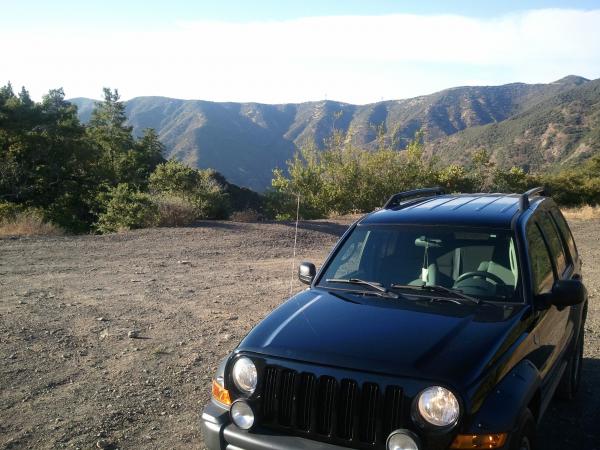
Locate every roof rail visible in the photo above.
<box><xmin>383</xmin><ymin>187</ymin><xmax>445</xmax><ymax>209</ymax></box>
<box><xmin>519</xmin><ymin>186</ymin><xmax>545</xmax><ymax>211</ymax></box>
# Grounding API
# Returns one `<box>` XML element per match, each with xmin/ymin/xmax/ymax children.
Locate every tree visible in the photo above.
<box><xmin>87</xmin><ymin>88</ymin><xmax>135</xmax><ymax>183</ymax></box>
<box><xmin>0</xmin><ymin>85</ymin><xmax>97</xmax><ymax>231</ymax></box>
<box><xmin>119</xmin><ymin>128</ymin><xmax>165</xmax><ymax>187</ymax></box>
<box><xmin>270</xmin><ymin>130</ymin><xmax>440</xmax><ymax>218</ymax></box>
<box><xmin>87</xmin><ymin>89</ymin><xmax>165</xmax><ymax>188</ymax></box>
<box><xmin>149</xmin><ymin>160</ymin><xmax>230</xmax><ymax>219</ymax></box>
<box><xmin>96</xmin><ymin>183</ymin><xmax>158</xmax><ymax>233</ymax></box>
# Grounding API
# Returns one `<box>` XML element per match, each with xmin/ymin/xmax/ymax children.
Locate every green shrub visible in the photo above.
<box><xmin>149</xmin><ymin>160</ymin><xmax>230</xmax><ymax>219</ymax></box>
<box><xmin>96</xmin><ymin>184</ymin><xmax>158</xmax><ymax>233</ymax></box>
<box><xmin>0</xmin><ymin>201</ymin><xmax>25</xmax><ymax>221</ymax></box>
<box><xmin>492</xmin><ymin>167</ymin><xmax>538</xmax><ymax>193</ymax></box>
<box><xmin>155</xmin><ymin>195</ymin><xmax>197</xmax><ymax>227</ymax></box>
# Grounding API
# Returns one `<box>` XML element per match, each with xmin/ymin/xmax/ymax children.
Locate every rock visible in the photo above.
<box><xmin>8</xmin><ymin>353</ymin><xmax>16</xmax><ymax>359</ymax></box>
<box><xmin>96</xmin><ymin>439</ymin><xmax>111</xmax><ymax>449</ymax></box>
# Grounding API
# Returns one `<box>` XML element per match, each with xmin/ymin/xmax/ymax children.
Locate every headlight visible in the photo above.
<box><xmin>230</xmin><ymin>400</ymin><xmax>255</xmax><ymax>429</ymax></box>
<box><xmin>387</xmin><ymin>429</ymin><xmax>421</xmax><ymax>450</ymax></box>
<box><xmin>232</xmin><ymin>357</ymin><xmax>257</xmax><ymax>394</ymax></box>
<box><xmin>416</xmin><ymin>386</ymin><xmax>460</xmax><ymax>427</ymax></box>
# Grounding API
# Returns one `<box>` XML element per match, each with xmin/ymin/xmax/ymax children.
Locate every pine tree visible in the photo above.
<box><xmin>0</xmin><ymin>86</ymin><xmax>97</xmax><ymax>230</ymax></box>
<box><xmin>87</xmin><ymin>88</ymin><xmax>135</xmax><ymax>183</ymax></box>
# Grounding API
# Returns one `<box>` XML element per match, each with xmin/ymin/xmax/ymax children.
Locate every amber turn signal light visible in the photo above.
<box><xmin>450</xmin><ymin>433</ymin><xmax>507</xmax><ymax>449</ymax></box>
<box><xmin>211</xmin><ymin>379</ymin><xmax>232</xmax><ymax>406</ymax></box>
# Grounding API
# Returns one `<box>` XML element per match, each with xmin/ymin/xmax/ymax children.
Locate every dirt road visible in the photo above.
<box><xmin>1</xmin><ymin>218</ymin><xmax>598</xmax><ymax>449</ymax></box>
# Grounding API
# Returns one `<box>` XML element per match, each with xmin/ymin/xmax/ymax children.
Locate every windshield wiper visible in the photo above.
<box><xmin>325</xmin><ymin>278</ymin><xmax>398</xmax><ymax>298</ymax></box>
<box><xmin>390</xmin><ymin>283</ymin><xmax>481</xmax><ymax>305</ymax></box>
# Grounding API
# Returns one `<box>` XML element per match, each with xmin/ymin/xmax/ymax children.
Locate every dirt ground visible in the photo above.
<box><xmin>1</xmin><ymin>218</ymin><xmax>599</xmax><ymax>450</ymax></box>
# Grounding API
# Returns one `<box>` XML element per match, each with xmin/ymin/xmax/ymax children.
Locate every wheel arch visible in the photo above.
<box><xmin>462</xmin><ymin>359</ymin><xmax>541</xmax><ymax>434</ymax></box>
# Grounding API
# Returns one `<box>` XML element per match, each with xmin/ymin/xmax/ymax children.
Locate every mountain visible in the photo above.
<box><xmin>69</xmin><ymin>75</ymin><xmax>594</xmax><ymax>191</ymax></box>
<box><xmin>427</xmin><ymin>77</ymin><xmax>600</xmax><ymax>170</ymax></box>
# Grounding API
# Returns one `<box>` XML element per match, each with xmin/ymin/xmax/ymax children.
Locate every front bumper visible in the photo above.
<box><xmin>201</xmin><ymin>401</ymin><xmax>515</xmax><ymax>450</ymax></box>
<box><xmin>202</xmin><ymin>400</ymin><xmax>364</xmax><ymax>450</ymax></box>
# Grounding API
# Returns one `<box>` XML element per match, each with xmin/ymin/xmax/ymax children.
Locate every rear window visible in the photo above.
<box><xmin>526</xmin><ymin>222</ymin><xmax>554</xmax><ymax>295</ymax></box>
<box><xmin>538</xmin><ymin>212</ymin><xmax>567</xmax><ymax>276</ymax></box>
<box><xmin>550</xmin><ymin>209</ymin><xmax>578</xmax><ymax>261</ymax></box>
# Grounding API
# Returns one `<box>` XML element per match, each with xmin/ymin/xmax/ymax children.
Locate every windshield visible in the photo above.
<box><xmin>318</xmin><ymin>225</ymin><xmax>522</xmax><ymax>302</ymax></box>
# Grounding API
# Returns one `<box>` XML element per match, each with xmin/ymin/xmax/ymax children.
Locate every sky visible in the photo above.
<box><xmin>1</xmin><ymin>0</ymin><xmax>600</xmax><ymax>104</ymax></box>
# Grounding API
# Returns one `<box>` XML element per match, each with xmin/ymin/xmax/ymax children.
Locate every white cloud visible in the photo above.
<box><xmin>1</xmin><ymin>9</ymin><xmax>600</xmax><ymax>104</ymax></box>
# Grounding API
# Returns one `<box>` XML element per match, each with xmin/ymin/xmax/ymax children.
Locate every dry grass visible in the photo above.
<box><xmin>0</xmin><ymin>211</ymin><xmax>64</xmax><ymax>237</ymax></box>
<box><xmin>230</xmin><ymin>209</ymin><xmax>262</xmax><ymax>222</ymax></box>
<box><xmin>562</xmin><ymin>205</ymin><xmax>600</xmax><ymax>221</ymax></box>
<box><xmin>155</xmin><ymin>195</ymin><xmax>197</xmax><ymax>227</ymax></box>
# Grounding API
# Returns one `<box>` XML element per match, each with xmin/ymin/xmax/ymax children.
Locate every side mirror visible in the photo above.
<box><xmin>298</xmin><ymin>262</ymin><xmax>316</xmax><ymax>285</ymax></box>
<box><xmin>545</xmin><ymin>279</ymin><xmax>586</xmax><ymax>309</ymax></box>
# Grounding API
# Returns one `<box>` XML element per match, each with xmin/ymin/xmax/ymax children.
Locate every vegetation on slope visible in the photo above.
<box><xmin>0</xmin><ymin>84</ymin><xmax>256</xmax><ymax>234</ymax></box>
<box><xmin>3</xmin><ymin>79</ymin><xmax>599</xmax><ymax>234</ymax></box>
<box><xmin>69</xmin><ymin>76</ymin><xmax>591</xmax><ymax>191</ymax></box>
<box><xmin>429</xmin><ymin>78</ymin><xmax>600</xmax><ymax>170</ymax></box>
<box><xmin>269</xmin><ymin>130</ymin><xmax>600</xmax><ymax>219</ymax></box>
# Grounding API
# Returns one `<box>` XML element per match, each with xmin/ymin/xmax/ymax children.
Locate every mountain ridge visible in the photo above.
<box><xmin>69</xmin><ymin>75</ymin><xmax>596</xmax><ymax>191</ymax></box>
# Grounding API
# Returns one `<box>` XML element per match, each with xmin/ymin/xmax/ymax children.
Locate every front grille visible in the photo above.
<box><xmin>259</xmin><ymin>365</ymin><xmax>405</xmax><ymax>448</ymax></box>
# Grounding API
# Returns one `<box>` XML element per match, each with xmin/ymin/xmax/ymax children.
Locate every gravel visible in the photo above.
<box><xmin>0</xmin><ymin>218</ymin><xmax>598</xmax><ymax>449</ymax></box>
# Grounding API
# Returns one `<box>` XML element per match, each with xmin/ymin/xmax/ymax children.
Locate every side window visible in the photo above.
<box><xmin>538</xmin><ymin>212</ymin><xmax>567</xmax><ymax>276</ymax></box>
<box><xmin>526</xmin><ymin>221</ymin><xmax>554</xmax><ymax>295</ymax></box>
<box><xmin>550</xmin><ymin>209</ymin><xmax>578</xmax><ymax>261</ymax></box>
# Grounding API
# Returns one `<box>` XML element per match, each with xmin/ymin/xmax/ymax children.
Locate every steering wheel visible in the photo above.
<box><xmin>455</xmin><ymin>271</ymin><xmax>506</xmax><ymax>286</ymax></box>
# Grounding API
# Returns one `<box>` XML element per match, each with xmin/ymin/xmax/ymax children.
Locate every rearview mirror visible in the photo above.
<box><xmin>545</xmin><ymin>279</ymin><xmax>586</xmax><ymax>309</ymax></box>
<box><xmin>298</xmin><ymin>262</ymin><xmax>316</xmax><ymax>285</ymax></box>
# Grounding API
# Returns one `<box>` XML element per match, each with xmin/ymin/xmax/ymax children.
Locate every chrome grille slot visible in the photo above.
<box><xmin>259</xmin><ymin>364</ymin><xmax>404</xmax><ymax>448</ymax></box>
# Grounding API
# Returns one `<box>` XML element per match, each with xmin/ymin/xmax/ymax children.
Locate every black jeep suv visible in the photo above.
<box><xmin>201</xmin><ymin>187</ymin><xmax>587</xmax><ymax>450</ymax></box>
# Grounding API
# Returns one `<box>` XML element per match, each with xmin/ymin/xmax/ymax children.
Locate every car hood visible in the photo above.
<box><xmin>237</xmin><ymin>288</ymin><xmax>530</xmax><ymax>389</ymax></box>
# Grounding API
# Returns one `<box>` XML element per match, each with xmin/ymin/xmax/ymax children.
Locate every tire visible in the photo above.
<box><xmin>510</xmin><ymin>408</ymin><xmax>536</xmax><ymax>450</ymax></box>
<box><xmin>556</xmin><ymin>325</ymin><xmax>584</xmax><ymax>400</ymax></box>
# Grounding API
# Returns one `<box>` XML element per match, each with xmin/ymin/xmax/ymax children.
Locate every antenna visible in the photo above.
<box><xmin>289</xmin><ymin>194</ymin><xmax>301</xmax><ymax>296</ymax></box>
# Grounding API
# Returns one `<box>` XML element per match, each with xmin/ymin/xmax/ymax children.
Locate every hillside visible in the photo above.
<box><xmin>69</xmin><ymin>75</ymin><xmax>593</xmax><ymax>191</ymax></box>
<box><xmin>428</xmin><ymin>77</ymin><xmax>600</xmax><ymax>170</ymax></box>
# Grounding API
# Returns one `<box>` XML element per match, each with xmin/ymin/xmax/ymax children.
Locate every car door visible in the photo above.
<box><xmin>536</xmin><ymin>210</ymin><xmax>574</xmax><ymax>374</ymax></box>
<box><xmin>525</xmin><ymin>217</ymin><xmax>558</xmax><ymax>379</ymax></box>
<box><xmin>525</xmin><ymin>211</ymin><xmax>571</xmax><ymax>392</ymax></box>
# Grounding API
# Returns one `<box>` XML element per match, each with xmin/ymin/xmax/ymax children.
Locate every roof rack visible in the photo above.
<box><xmin>383</xmin><ymin>187</ymin><xmax>445</xmax><ymax>209</ymax></box>
<box><xmin>519</xmin><ymin>187</ymin><xmax>545</xmax><ymax>211</ymax></box>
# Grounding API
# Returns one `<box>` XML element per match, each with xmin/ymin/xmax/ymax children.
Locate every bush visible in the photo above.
<box><xmin>0</xmin><ymin>209</ymin><xmax>64</xmax><ymax>237</ymax></box>
<box><xmin>0</xmin><ymin>201</ymin><xmax>25</xmax><ymax>222</ymax></box>
<box><xmin>230</xmin><ymin>209</ymin><xmax>262</xmax><ymax>222</ymax></box>
<box><xmin>149</xmin><ymin>160</ymin><xmax>230</xmax><ymax>219</ymax></box>
<box><xmin>155</xmin><ymin>195</ymin><xmax>197</xmax><ymax>227</ymax></box>
<box><xmin>96</xmin><ymin>184</ymin><xmax>158</xmax><ymax>233</ymax></box>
